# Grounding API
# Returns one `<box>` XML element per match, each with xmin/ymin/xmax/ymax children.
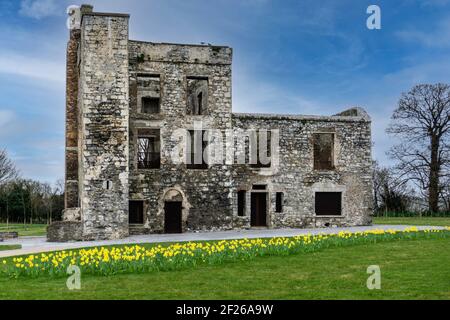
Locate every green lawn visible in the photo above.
<box><xmin>1</xmin><ymin>238</ymin><xmax>449</xmax><ymax>300</ymax></box>
<box><xmin>0</xmin><ymin>224</ymin><xmax>47</xmax><ymax>237</ymax></box>
<box><xmin>0</xmin><ymin>245</ymin><xmax>21</xmax><ymax>252</ymax></box>
<box><xmin>373</xmin><ymin>217</ymin><xmax>450</xmax><ymax>227</ymax></box>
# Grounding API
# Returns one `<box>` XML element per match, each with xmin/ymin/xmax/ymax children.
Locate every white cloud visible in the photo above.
<box><xmin>383</xmin><ymin>59</ymin><xmax>450</xmax><ymax>87</ymax></box>
<box><xmin>396</xmin><ymin>17</ymin><xmax>450</xmax><ymax>48</ymax></box>
<box><xmin>233</xmin><ymin>68</ymin><xmax>333</xmax><ymax>116</ymax></box>
<box><xmin>0</xmin><ymin>52</ymin><xmax>64</xmax><ymax>83</ymax></box>
<box><xmin>0</xmin><ymin>110</ymin><xmax>15</xmax><ymax>129</ymax></box>
<box><xmin>0</xmin><ymin>109</ymin><xmax>18</xmax><ymax>144</ymax></box>
<box><xmin>15</xmin><ymin>138</ymin><xmax>64</xmax><ymax>183</ymax></box>
<box><xmin>19</xmin><ymin>0</ymin><xmax>61</xmax><ymax>19</ymax></box>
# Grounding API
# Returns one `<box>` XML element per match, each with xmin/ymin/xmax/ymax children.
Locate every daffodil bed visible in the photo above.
<box><xmin>3</xmin><ymin>227</ymin><xmax>450</xmax><ymax>278</ymax></box>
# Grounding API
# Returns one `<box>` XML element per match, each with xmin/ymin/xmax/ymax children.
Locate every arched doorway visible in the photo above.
<box><xmin>161</xmin><ymin>187</ymin><xmax>189</xmax><ymax>234</ymax></box>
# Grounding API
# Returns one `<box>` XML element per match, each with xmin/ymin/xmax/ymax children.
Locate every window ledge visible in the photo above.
<box><xmin>314</xmin><ymin>215</ymin><xmax>344</xmax><ymax>218</ymax></box>
<box><xmin>250</xmin><ymin>167</ymin><xmax>274</xmax><ymax>175</ymax></box>
<box><xmin>133</xmin><ymin>113</ymin><xmax>164</xmax><ymax>118</ymax></box>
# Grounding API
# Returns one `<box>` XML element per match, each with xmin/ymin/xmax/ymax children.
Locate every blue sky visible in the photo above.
<box><xmin>0</xmin><ymin>0</ymin><xmax>449</xmax><ymax>183</ymax></box>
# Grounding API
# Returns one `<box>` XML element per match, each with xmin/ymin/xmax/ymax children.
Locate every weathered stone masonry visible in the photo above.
<box><xmin>231</xmin><ymin>112</ymin><xmax>373</xmax><ymax>229</ymax></box>
<box><xmin>48</xmin><ymin>5</ymin><xmax>373</xmax><ymax>242</ymax></box>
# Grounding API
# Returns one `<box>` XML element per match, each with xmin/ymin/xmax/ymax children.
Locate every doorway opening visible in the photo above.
<box><xmin>251</xmin><ymin>193</ymin><xmax>267</xmax><ymax>227</ymax></box>
<box><xmin>129</xmin><ymin>200</ymin><xmax>144</xmax><ymax>225</ymax></box>
<box><xmin>164</xmin><ymin>201</ymin><xmax>183</xmax><ymax>233</ymax></box>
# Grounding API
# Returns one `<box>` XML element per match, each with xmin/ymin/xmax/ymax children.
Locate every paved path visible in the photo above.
<box><xmin>0</xmin><ymin>225</ymin><xmax>445</xmax><ymax>258</ymax></box>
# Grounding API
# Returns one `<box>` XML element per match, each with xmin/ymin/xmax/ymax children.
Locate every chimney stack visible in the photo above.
<box><xmin>80</xmin><ymin>4</ymin><xmax>93</xmax><ymax>15</ymax></box>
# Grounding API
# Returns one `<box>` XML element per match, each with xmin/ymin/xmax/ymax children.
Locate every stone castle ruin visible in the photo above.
<box><xmin>48</xmin><ymin>5</ymin><xmax>373</xmax><ymax>241</ymax></box>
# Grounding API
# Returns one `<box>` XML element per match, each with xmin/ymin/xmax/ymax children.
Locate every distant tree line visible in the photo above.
<box><xmin>0</xmin><ymin>149</ymin><xmax>64</xmax><ymax>225</ymax></box>
<box><xmin>374</xmin><ymin>83</ymin><xmax>450</xmax><ymax>216</ymax></box>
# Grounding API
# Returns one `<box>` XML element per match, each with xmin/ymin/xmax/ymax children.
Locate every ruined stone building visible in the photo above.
<box><xmin>48</xmin><ymin>5</ymin><xmax>373</xmax><ymax>241</ymax></box>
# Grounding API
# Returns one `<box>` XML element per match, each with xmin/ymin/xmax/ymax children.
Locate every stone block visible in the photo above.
<box><xmin>47</xmin><ymin>222</ymin><xmax>83</xmax><ymax>242</ymax></box>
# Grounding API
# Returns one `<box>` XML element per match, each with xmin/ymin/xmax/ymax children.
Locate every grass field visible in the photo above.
<box><xmin>0</xmin><ymin>224</ymin><xmax>47</xmax><ymax>237</ymax></box>
<box><xmin>373</xmin><ymin>217</ymin><xmax>450</xmax><ymax>227</ymax></box>
<box><xmin>0</xmin><ymin>237</ymin><xmax>449</xmax><ymax>300</ymax></box>
<box><xmin>0</xmin><ymin>245</ymin><xmax>21</xmax><ymax>252</ymax></box>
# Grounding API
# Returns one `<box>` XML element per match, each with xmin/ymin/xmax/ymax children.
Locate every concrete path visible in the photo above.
<box><xmin>0</xmin><ymin>225</ymin><xmax>445</xmax><ymax>258</ymax></box>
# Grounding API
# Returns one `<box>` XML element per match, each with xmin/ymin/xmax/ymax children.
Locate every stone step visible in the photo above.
<box><xmin>129</xmin><ymin>225</ymin><xmax>148</xmax><ymax>236</ymax></box>
<box><xmin>0</xmin><ymin>232</ymin><xmax>18</xmax><ymax>240</ymax></box>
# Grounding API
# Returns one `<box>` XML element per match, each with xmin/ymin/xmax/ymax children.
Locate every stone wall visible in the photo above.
<box><xmin>47</xmin><ymin>222</ymin><xmax>83</xmax><ymax>242</ymax></box>
<box><xmin>65</xmin><ymin>29</ymin><xmax>80</xmax><ymax>209</ymax></box>
<box><xmin>0</xmin><ymin>232</ymin><xmax>19</xmax><ymax>240</ymax></box>
<box><xmin>127</xmin><ymin>41</ymin><xmax>373</xmax><ymax>233</ymax></box>
<box><xmin>77</xmin><ymin>12</ymin><xmax>130</xmax><ymax>240</ymax></box>
<box><xmin>128</xmin><ymin>41</ymin><xmax>235</xmax><ymax>233</ymax></box>
<box><xmin>231</xmin><ymin>111</ymin><xmax>373</xmax><ymax>228</ymax></box>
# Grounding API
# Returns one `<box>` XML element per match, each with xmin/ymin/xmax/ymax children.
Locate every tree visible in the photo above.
<box><xmin>441</xmin><ymin>176</ymin><xmax>450</xmax><ymax>212</ymax></box>
<box><xmin>0</xmin><ymin>179</ymin><xmax>64</xmax><ymax>224</ymax></box>
<box><xmin>0</xmin><ymin>183</ymin><xmax>12</xmax><ymax>225</ymax></box>
<box><xmin>52</xmin><ymin>179</ymin><xmax>65</xmax><ymax>223</ymax></box>
<box><xmin>372</xmin><ymin>161</ymin><xmax>413</xmax><ymax>215</ymax></box>
<box><xmin>0</xmin><ymin>149</ymin><xmax>18</xmax><ymax>185</ymax></box>
<box><xmin>387</xmin><ymin>84</ymin><xmax>450</xmax><ymax>213</ymax></box>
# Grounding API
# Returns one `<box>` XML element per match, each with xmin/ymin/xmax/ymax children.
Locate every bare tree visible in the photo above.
<box><xmin>0</xmin><ymin>149</ymin><xmax>18</xmax><ymax>185</ymax></box>
<box><xmin>387</xmin><ymin>84</ymin><xmax>450</xmax><ymax>213</ymax></box>
<box><xmin>441</xmin><ymin>176</ymin><xmax>450</xmax><ymax>212</ymax></box>
<box><xmin>27</xmin><ymin>180</ymin><xmax>44</xmax><ymax>225</ymax></box>
<box><xmin>41</xmin><ymin>182</ymin><xmax>53</xmax><ymax>225</ymax></box>
<box><xmin>373</xmin><ymin>162</ymin><xmax>389</xmax><ymax>212</ymax></box>
<box><xmin>0</xmin><ymin>182</ymin><xmax>12</xmax><ymax>226</ymax></box>
<box><xmin>373</xmin><ymin>161</ymin><xmax>413</xmax><ymax>215</ymax></box>
<box><xmin>55</xmin><ymin>179</ymin><xmax>64</xmax><ymax>194</ymax></box>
